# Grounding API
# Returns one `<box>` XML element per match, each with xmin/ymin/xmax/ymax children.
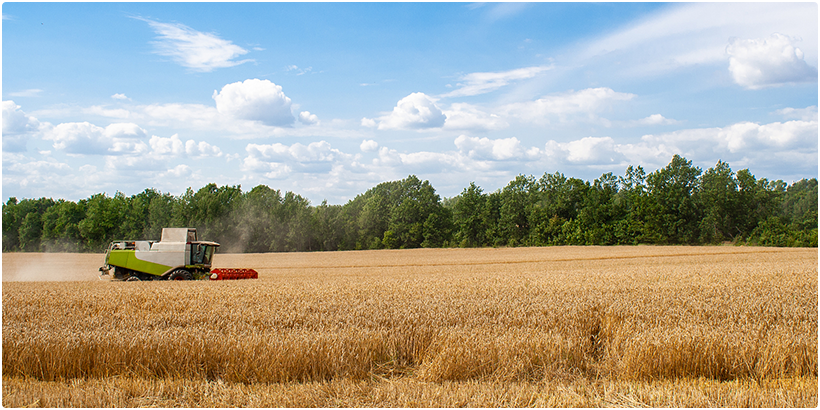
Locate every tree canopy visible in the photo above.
<box><xmin>3</xmin><ymin>157</ymin><xmax>817</xmax><ymax>252</ymax></box>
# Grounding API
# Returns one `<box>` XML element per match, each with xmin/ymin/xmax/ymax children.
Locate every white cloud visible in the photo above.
<box><xmin>109</xmin><ymin>140</ymin><xmax>149</xmax><ymax>156</ymax></box>
<box><xmin>441</xmin><ymin>65</ymin><xmax>552</xmax><ymax>98</ymax></box>
<box><xmin>41</xmin><ymin>119</ymin><xmax>224</xmax><ymax>161</ymax></box>
<box><xmin>631</xmin><ymin>114</ymin><xmax>680</xmax><ymax>126</ymax></box>
<box><xmin>8</xmin><ymin>89</ymin><xmax>43</xmax><ymax>98</ymax></box>
<box><xmin>3</xmin><ymin>101</ymin><xmax>41</xmax><ymax>135</ymax></box>
<box><xmin>445</xmin><ymin>119</ymin><xmax>817</xmax><ymax>177</ymax></box>
<box><xmin>104</xmin><ymin>123</ymin><xmax>146</xmax><ymax>139</ymax></box>
<box><xmin>286</xmin><ymin>65</ymin><xmax>313</xmax><ymax>75</ymax></box>
<box><xmin>6</xmin><ymin>158</ymin><xmax>71</xmax><ymax>174</ymax></box>
<box><xmin>159</xmin><ymin>164</ymin><xmax>193</xmax><ymax>179</ymax></box>
<box><xmin>139</xmin><ymin>103</ymin><xmax>220</xmax><ymax>129</ymax></box>
<box><xmin>140</xmin><ymin>18</ymin><xmax>252</xmax><ymax>72</ymax></box>
<box><xmin>84</xmin><ymin>105</ymin><xmax>131</xmax><ymax>119</ymax></box>
<box><xmin>363</xmin><ymin>134</ymin><xmax>623</xmax><ymax>179</ymax></box>
<box><xmin>368</xmin><ymin>146</ymin><xmax>458</xmax><ymax>175</ymax></box>
<box><xmin>377</xmin><ymin>92</ymin><xmax>447</xmax><ymax>130</ymax></box>
<box><xmin>243</xmin><ymin>141</ymin><xmax>349</xmax><ymax>178</ymax></box>
<box><xmin>148</xmin><ymin>134</ymin><xmax>185</xmax><ymax>156</ymax></box>
<box><xmin>247</xmin><ymin>141</ymin><xmax>337</xmax><ymax>163</ymax></box>
<box><xmin>726</xmin><ymin>33</ymin><xmax>817</xmax><ymax>89</ymax></box>
<box><xmin>774</xmin><ymin>105</ymin><xmax>818</xmax><ymax>122</ymax></box>
<box><xmin>395</xmin><ymin>151</ymin><xmax>458</xmax><ymax>172</ymax></box>
<box><xmin>454</xmin><ymin>135</ymin><xmax>529</xmax><ymax>161</ymax></box>
<box><xmin>126</xmin><ymin>101</ymin><xmax>364</xmax><ymax>140</ymax></box>
<box><xmin>43</xmin><ymin>122</ymin><xmax>113</xmax><ymax>155</ymax></box>
<box><xmin>360</xmin><ymin>139</ymin><xmax>379</xmax><ymax>152</ymax></box>
<box><xmin>2</xmin><ymin>152</ymin><xmax>81</xmax><ymax>199</ymax></box>
<box><xmin>752</xmin><ymin>121</ymin><xmax>817</xmax><ymax>148</ymax></box>
<box><xmin>2</xmin><ymin>101</ymin><xmax>43</xmax><ymax>152</ymax></box>
<box><xmin>243</xmin><ymin>156</ymin><xmax>293</xmax><ymax>179</ymax></box>
<box><xmin>5</xmin><ymin>159</ymin><xmax>72</xmax><ymax>188</ymax></box>
<box><xmin>640</xmin><ymin>120</ymin><xmax>817</xmax><ymax>155</ymax></box>
<box><xmin>111</xmin><ymin>93</ymin><xmax>130</xmax><ymax>100</ymax></box>
<box><xmin>299</xmin><ymin>111</ymin><xmax>319</xmax><ymax>125</ymax></box>
<box><xmin>625</xmin><ymin>120</ymin><xmax>819</xmax><ymax>177</ymax></box>
<box><xmin>547</xmin><ymin>136</ymin><xmax>624</xmax><ymax>164</ymax></box>
<box><xmin>74</xmin><ymin>123</ymin><xmax>147</xmax><ymax>154</ymax></box>
<box><xmin>0</xmin><ymin>104</ymin><xmax>236</xmax><ymax>198</ymax></box>
<box><xmin>148</xmin><ymin>134</ymin><xmax>222</xmax><ymax>158</ymax></box>
<box><xmin>185</xmin><ymin>139</ymin><xmax>223</xmax><ymax>158</ymax></box>
<box><xmin>577</xmin><ymin>3</ymin><xmax>817</xmax><ymax>79</ymax></box>
<box><xmin>501</xmin><ymin>87</ymin><xmax>635</xmax><ymax>123</ymax></box>
<box><xmin>443</xmin><ymin>103</ymin><xmax>508</xmax><ymax>131</ymax></box>
<box><xmin>103</xmin><ymin>154</ymin><xmax>163</xmax><ymax>173</ymax></box>
<box><xmin>482</xmin><ymin>2</ymin><xmax>531</xmax><ymax>23</ymax></box>
<box><xmin>212</xmin><ymin>79</ymin><xmax>295</xmax><ymax>126</ymax></box>
<box><xmin>368</xmin><ymin>86</ymin><xmax>644</xmax><ymax>133</ymax></box>
<box><xmin>373</xmin><ymin>146</ymin><xmax>402</xmax><ymax>168</ymax></box>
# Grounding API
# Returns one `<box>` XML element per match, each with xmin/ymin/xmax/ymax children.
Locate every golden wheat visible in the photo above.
<box><xmin>2</xmin><ymin>246</ymin><xmax>817</xmax><ymax>406</ymax></box>
<box><xmin>3</xmin><ymin>375</ymin><xmax>816</xmax><ymax>407</ymax></box>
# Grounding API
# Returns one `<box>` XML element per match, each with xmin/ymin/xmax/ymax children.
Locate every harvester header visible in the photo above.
<box><xmin>99</xmin><ymin>228</ymin><xmax>257</xmax><ymax>281</ymax></box>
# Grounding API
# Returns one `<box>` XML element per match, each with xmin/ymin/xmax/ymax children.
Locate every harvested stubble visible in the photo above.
<box><xmin>2</xmin><ymin>246</ymin><xmax>817</xmax><ymax>406</ymax></box>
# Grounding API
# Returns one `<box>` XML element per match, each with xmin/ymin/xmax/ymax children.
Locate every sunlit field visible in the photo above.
<box><xmin>3</xmin><ymin>246</ymin><xmax>817</xmax><ymax>407</ymax></box>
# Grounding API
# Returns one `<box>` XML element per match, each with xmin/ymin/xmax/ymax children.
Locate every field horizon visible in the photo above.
<box><xmin>3</xmin><ymin>246</ymin><xmax>817</xmax><ymax>407</ymax></box>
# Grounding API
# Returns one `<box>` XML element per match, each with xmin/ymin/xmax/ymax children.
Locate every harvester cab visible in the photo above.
<box><xmin>99</xmin><ymin>228</ymin><xmax>257</xmax><ymax>281</ymax></box>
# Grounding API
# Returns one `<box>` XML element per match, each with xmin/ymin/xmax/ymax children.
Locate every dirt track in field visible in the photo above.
<box><xmin>1</xmin><ymin>245</ymin><xmax>810</xmax><ymax>282</ymax></box>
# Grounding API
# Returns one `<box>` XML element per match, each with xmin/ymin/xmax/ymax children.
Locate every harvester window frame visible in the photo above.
<box><xmin>190</xmin><ymin>242</ymin><xmax>218</xmax><ymax>265</ymax></box>
<box><xmin>192</xmin><ymin>244</ymin><xmax>205</xmax><ymax>265</ymax></box>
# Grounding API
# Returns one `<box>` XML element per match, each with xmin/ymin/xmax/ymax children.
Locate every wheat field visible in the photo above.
<box><xmin>2</xmin><ymin>246</ymin><xmax>817</xmax><ymax>407</ymax></box>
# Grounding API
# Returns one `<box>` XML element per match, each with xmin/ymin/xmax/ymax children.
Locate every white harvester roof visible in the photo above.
<box><xmin>160</xmin><ymin>228</ymin><xmax>197</xmax><ymax>243</ymax></box>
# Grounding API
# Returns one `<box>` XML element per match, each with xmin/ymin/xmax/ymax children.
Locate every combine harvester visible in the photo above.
<box><xmin>99</xmin><ymin>228</ymin><xmax>257</xmax><ymax>281</ymax></box>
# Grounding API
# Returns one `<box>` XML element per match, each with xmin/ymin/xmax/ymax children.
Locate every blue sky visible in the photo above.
<box><xmin>3</xmin><ymin>2</ymin><xmax>818</xmax><ymax>205</ymax></box>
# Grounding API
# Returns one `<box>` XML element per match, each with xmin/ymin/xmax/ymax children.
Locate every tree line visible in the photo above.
<box><xmin>3</xmin><ymin>155</ymin><xmax>817</xmax><ymax>253</ymax></box>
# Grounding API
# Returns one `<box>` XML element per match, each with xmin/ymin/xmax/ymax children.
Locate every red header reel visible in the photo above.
<box><xmin>209</xmin><ymin>268</ymin><xmax>258</xmax><ymax>280</ymax></box>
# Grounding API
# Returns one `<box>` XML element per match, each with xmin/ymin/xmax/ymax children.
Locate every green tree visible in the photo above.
<box><xmin>3</xmin><ymin>198</ymin><xmax>22</xmax><ymax>251</ymax></box>
<box><xmin>237</xmin><ymin>185</ymin><xmax>283</xmax><ymax>252</ymax></box>
<box><xmin>452</xmin><ymin>182</ymin><xmax>487</xmax><ymax>247</ymax></box>
<box><xmin>498</xmin><ymin>175</ymin><xmax>535</xmax><ymax>246</ymax></box>
<box><xmin>78</xmin><ymin>193</ymin><xmax>126</xmax><ymax>251</ymax></box>
<box><xmin>385</xmin><ymin>176</ymin><xmax>447</xmax><ymax>249</ymax></box>
<box><xmin>749</xmin><ymin>178</ymin><xmax>819</xmax><ymax>247</ymax></box>
<box><xmin>576</xmin><ymin>172</ymin><xmax>622</xmax><ymax>245</ymax></box>
<box><xmin>41</xmin><ymin>199</ymin><xmax>87</xmax><ymax>251</ymax></box>
<box><xmin>144</xmin><ymin>190</ymin><xmax>177</xmax><ymax>240</ymax></box>
<box><xmin>175</xmin><ymin>183</ymin><xmax>243</xmax><ymax>245</ymax></box>
<box><xmin>357</xmin><ymin>189</ymin><xmax>392</xmax><ymax>249</ymax></box>
<box><xmin>644</xmin><ymin>155</ymin><xmax>703</xmax><ymax>244</ymax></box>
<box><xmin>334</xmin><ymin>200</ymin><xmax>363</xmax><ymax>250</ymax></box>
<box><xmin>282</xmin><ymin>191</ymin><xmax>314</xmax><ymax>252</ymax></box>
<box><xmin>615</xmin><ymin>165</ymin><xmax>649</xmax><ymax>244</ymax></box>
<box><xmin>3</xmin><ymin>160</ymin><xmax>816</xmax><ymax>252</ymax></box>
<box><xmin>422</xmin><ymin>207</ymin><xmax>453</xmax><ymax>248</ymax></box>
<box><xmin>528</xmin><ymin>172</ymin><xmax>590</xmax><ymax>245</ymax></box>
<box><xmin>312</xmin><ymin>200</ymin><xmax>345</xmax><ymax>251</ymax></box>
<box><xmin>782</xmin><ymin>178</ymin><xmax>818</xmax><ymax>228</ymax></box>
<box><xmin>3</xmin><ymin>197</ymin><xmax>56</xmax><ymax>251</ymax></box>
<box><xmin>483</xmin><ymin>191</ymin><xmax>504</xmax><ymax>246</ymax></box>
<box><xmin>699</xmin><ymin>161</ymin><xmax>739</xmax><ymax>243</ymax></box>
<box><xmin>18</xmin><ymin>212</ymin><xmax>44</xmax><ymax>251</ymax></box>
